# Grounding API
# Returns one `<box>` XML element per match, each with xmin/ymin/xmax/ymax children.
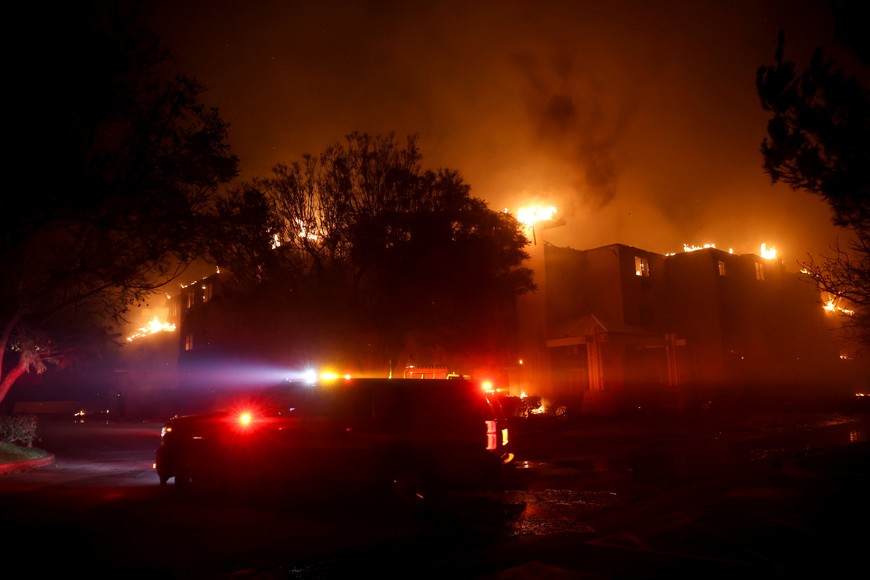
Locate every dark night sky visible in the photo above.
<box><xmin>141</xmin><ymin>0</ymin><xmax>865</xmax><ymax>274</ymax></box>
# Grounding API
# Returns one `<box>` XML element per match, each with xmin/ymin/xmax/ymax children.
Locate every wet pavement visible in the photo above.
<box><xmin>2</xmin><ymin>403</ymin><xmax>868</xmax><ymax>578</ymax></box>
<box><xmin>257</xmin><ymin>409</ymin><xmax>865</xmax><ymax>579</ymax></box>
<box><xmin>459</xmin><ymin>405</ymin><xmax>870</xmax><ymax>578</ymax></box>
<box><xmin>221</xmin><ymin>403</ymin><xmax>870</xmax><ymax>578</ymax></box>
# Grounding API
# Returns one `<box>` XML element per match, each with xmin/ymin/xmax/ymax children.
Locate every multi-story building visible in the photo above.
<box><xmin>529</xmin><ymin>242</ymin><xmax>845</xmax><ymax>414</ymax></box>
<box><xmin>117</xmin><ymin>241</ymin><xmax>853</xmax><ymax>419</ymax></box>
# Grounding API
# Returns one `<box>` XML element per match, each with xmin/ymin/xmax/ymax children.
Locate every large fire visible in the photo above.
<box><xmin>760</xmin><ymin>243</ymin><xmax>777</xmax><ymax>259</ymax></box>
<box><xmin>515</xmin><ymin>206</ymin><xmax>557</xmax><ymax>227</ymax></box>
<box><xmin>127</xmin><ymin>316</ymin><xmax>177</xmax><ymax>342</ymax></box>
<box><xmin>676</xmin><ymin>243</ymin><xmax>777</xmax><ymax>259</ymax></box>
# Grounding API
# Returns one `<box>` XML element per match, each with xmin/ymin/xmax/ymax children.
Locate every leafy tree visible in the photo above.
<box><xmin>756</xmin><ymin>26</ymin><xmax>870</xmax><ymax>349</ymax></box>
<box><xmin>211</xmin><ymin>184</ymin><xmax>284</xmax><ymax>291</ymax></box>
<box><xmin>1</xmin><ymin>3</ymin><xmax>239</xmax><ymax>405</ymax></box>
<box><xmin>215</xmin><ymin>132</ymin><xmax>535</xmax><ymax>373</ymax></box>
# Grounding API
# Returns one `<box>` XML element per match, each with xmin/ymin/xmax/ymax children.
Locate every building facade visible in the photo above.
<box><xmin>115</xmin><ymin>242</ymin><xmax>854</xmax><ymax>419</ymax></box>
<box><xmin>527</xmin><ymin>243</ymin><xmax>846</xmax><ymax>414</ymax></box>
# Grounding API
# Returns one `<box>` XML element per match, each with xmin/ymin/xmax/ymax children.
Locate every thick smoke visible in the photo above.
<box><xmin>513</xmin><ymin>52</ymin><xmax>628</xmax><ymax>210</ymax></box>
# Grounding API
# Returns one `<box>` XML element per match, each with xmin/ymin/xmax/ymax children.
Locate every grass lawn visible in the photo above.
<box><xmin>0</xmin><ymin>441</ymin><xmax>50</xmax><ymax>464</ymax></box>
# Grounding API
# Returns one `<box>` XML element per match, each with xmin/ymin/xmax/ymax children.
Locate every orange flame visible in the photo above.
<box><xmin>516</xmin><ymin>206</ymin><xmax>557</xmax><ymax>226</ymax></box>
<box><xmin>127</xmin><ymin>316</ymin><xmax>177</xmax><ymax>342</ymax></box>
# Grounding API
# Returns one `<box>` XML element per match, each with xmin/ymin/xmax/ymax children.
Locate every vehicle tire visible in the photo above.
<box><xmin>173</xmin><ymin>451</ymin><xmax>211</xmax><ymax>491</ymax></box>
<box><xmin>173</xmin><ymin>461</ymin><xmax>194</xmax><ymax>490</ymax></box>
<box><xmin>389</xmin><ymin>467</ymin><xmax>443</xmax><ymax>515</ymax></box>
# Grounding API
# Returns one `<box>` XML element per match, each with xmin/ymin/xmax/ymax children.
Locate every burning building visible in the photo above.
<box><xmin>116</xmin><ymin>233</ymin><xmax>853</xmax><ymax>420</ymax></box>
<box><xmin>522</xmin><ymin>242</ymin><xmax>847</xmax><ymax>415</ymax></box>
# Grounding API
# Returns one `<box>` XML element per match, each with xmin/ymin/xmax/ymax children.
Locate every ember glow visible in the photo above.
<box><xmin>682</xmin><ymin>243</ymin><xmax>733</xmax><ymax>254</ymax></box>
<box><xmin>127</xmin><ymin>316</ymin><xmax>177</xmax><ymax>342</ymax></box>
<box><xmin>823</xmin><ymin>295</ymin><xmax>855</xmax><ymax>316</ymax></box>
<box><xmin>677</xmin><ymin>243</ymin><xmax>777</xmax><ymax>259</ymax></box>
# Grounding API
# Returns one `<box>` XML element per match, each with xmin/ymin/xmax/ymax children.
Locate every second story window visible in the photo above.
<box><xmin>634</xmin><ymin>256</ymin><xmax>650</xmax><ymax>277</ymax></box>
<box><xmin>718</xmin><ymin>260</ymin><xmax>726</xmax><ymax>276</ymax></box>
<box><xmin>184</xmin><ymin>333</ymin><xmax>194</xmax><ymax>351</ymax></box>
<box><xmin>755</xmin><ymin>262</ymin><xmax>765</xmax><ymax>281</ymax></box>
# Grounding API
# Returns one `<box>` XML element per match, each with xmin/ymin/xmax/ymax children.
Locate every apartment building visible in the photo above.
<box><xmin>533</xmin><ymin>243</ymin><xmax>843</xmax><ymax>414</ymax></box>
<box><xmin>118</xmin><ymin>242</ymin><xmax>848</xmax><ymax>419</ymax></box>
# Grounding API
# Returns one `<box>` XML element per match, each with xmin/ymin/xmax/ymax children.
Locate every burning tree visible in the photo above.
<box><xmin>756</xmin><ymin>14</ymin><xmax>870</xmax><ymax>350</ymax></box>
<box><xmin>1</xmin><ymin>4</ymin><xmax>238</xmax><ymax>406</ymax></box>
<box><xmin>210</xmin><ymin>132</ymin><xmax>535</xmax><ymax>373</ymax></box>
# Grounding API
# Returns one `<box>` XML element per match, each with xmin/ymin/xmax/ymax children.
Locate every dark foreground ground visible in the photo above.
<box><xmin>1</xmin><ymin>396</ymin><xmax>868</xmax><ymax>579</ymax></box>
<box><xmin>483</xmin><ymin>399</ymin><xmax>870</xmax><ymax>578</ymax></box>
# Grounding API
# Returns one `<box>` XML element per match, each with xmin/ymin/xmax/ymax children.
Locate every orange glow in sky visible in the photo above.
<box><xmin>141</xmin><ymin>0</ymin><xmax>859</xmax><ymax>277</ymax></box>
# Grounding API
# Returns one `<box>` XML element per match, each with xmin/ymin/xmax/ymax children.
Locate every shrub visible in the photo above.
<box><xmin>0</xmin><ymin>414</ymin><xmax>38</xmax><ymax>447</ymax></box>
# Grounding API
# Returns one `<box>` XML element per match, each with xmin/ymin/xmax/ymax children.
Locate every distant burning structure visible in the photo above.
<box><xmin>524</xmin><ymin>242</ymin><xmax>847</xmax><ymax>414</ymax></box>
<box><xmin>118</xmin><ymin>216</ymin><xmax>854</xmax><ymax>419</ymax></box>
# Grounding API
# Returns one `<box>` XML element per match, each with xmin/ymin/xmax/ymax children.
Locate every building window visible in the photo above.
<box><xmin>755</xmin><ymin>262</ymin><xmax>764</xmax><ymax>281</ymax></box>
<box><xmin>718</xmin><ymin>260</ymin><xmax>726</xmax><ymax>276</ymax></box>
<box><xmin>201</xmin><ymin>283</ymin><xmax>212</xmax><ymax>304</ymax></box>
<box><xmin>634</xmin><ymin>256</ymin><xmax>650</xmax><ymax>277</ymax></box>
<box><xmin>184</xmin><ymin>333</ymin><xmax>194</xmax><ymax>351</ymax></box>
<box><xmin>185</xmin><ymin>290</ymin><xmax>195</xmax><ymax>310</ymax></box>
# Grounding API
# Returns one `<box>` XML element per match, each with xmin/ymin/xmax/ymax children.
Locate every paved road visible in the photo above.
<box><xmin>2</xmin><ymin>407</ymin><xmax>869</xmax><ymax>578</ymax></box>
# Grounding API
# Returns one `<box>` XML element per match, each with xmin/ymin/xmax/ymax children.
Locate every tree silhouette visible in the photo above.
<box><xmin>1</xmin><ymin>3</ymin><xmax>238</xmax><ymax>404</ymax></box>
<box><xmin>212</xmin><ymin>132</ymin><xmax>535</xmax><ymax>374</ymax></box>
<box><xmin>756</xmin><ymin>23</ymin><xmax>870</xmax><ymax>349</ymax></box>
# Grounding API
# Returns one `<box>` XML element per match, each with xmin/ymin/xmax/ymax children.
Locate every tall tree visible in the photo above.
<box><xmin>211</xmin><ymin>183</ymin><xmax>284</xmax><ymax>291</ymax></box>
<box><xmin>756</xmin><ymin>24</ymin><xmax>870</xmax><ymax>349</ymax></box>
<box><xmin>0</xmin><ymin>3</ymin><xmax>239</xmax><ymax>404</ymax></box>
<box><xmin>215</xmin><ymin>132</ymin><xmax>535</xmax><ymax>373</ymax></box>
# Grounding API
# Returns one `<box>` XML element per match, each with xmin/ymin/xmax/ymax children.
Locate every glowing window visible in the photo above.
<box><xmin>634</xmin><ymin>256</ymin><xmax>650</xmax><ymax>277</ymax></box>
<box><xmin>202</xmin><ymin>283</ymin><xmax>212</xmax><ymax>303</ymax></box>
<box><xmin>184</xmin><ymin>333</ymin><xmax>194</xmax><ymax>351</ymax></box>
<box><xmin>718</xmin><ymin>260</ymin><xmax>726</xmax><ymax>276</ymax></box>
<box><xmin>755</xmin><ymin>262</ymin><xmax>764</xmax><ymax>281</ymax></box>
